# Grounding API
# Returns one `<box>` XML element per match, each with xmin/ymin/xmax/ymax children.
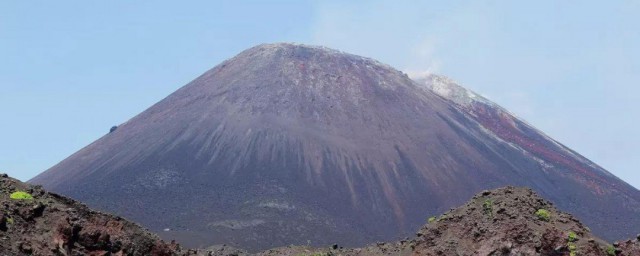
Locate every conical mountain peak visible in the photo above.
<box><xmin>31</xmin><ymin>44</ymin><xmax>640</xmax><ymax>251</ymax></box>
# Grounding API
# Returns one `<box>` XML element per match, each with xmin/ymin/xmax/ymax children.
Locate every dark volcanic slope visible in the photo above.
<box><xmin>31</xmin><ymin>43</ymin><xmax>640</xmax><ymax>251</ymax></box>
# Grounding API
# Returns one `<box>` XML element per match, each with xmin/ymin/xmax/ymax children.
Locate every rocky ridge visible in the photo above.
<box><xmin>0</xmin><ymin>174</ymin><xmax>198</xmax><ymax>255</ymax></box>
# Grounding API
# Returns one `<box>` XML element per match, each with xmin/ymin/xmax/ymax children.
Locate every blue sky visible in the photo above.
<box><xmin>1</xmin><ymin>1</ymin><xmax>638</xmax><ymax>188</ymax></box>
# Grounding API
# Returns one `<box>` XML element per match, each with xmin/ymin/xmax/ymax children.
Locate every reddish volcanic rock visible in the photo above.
<box><xmin>616</xmin><ymin>239</ymin><xmax>640</xmax><ymax>256</ymax></box>
<box><xmin>411</xmin><ymin>187</ymin><xmax>609</xmax><ymax>256</ymax></box>
<box><xmin>30</xmin><ymin>43</ymin><xmax>640</xmax><ymax>251</ymax></box>
<box><xmin>0</xmin><ymin>175</ymin><xmax>198</xmax><ymax>255</ymax></box>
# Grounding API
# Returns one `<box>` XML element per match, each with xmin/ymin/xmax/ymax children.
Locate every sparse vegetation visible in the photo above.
<box><xmin>566</xmin><ymin>231</ymin><xmax>579</xmax><ymax>255</ymax></box>
<box><xmin>10</xmin><ymin>191</ymin><xmax>33</xmax><ymax>200</ymax></box>
<box><xmin>606</xmin><ymin>245</ymin><xmax>616</xmax><ymax>256</ymax></box>
<box><xmin>6</xmin><ymin>217</ymin><xmax>13</xmax><ymax>225</ymax></box>
<box><xmin>535</xmin><ymin>209</ymin><xmax>550</xmax><ymax>221</ymax></box>
<box><xmin>483</xmin><ymin>199</ymin><xmax>493</xmax><ymax>217</ymax></box>
<box><xmin>567</xmin><ymin>242</ymin><xmax>577</xmax><ymax>256</ymax></box>
<box><xmin>428</xmin><ymin>216</ymin><xmax>437</xmax><ymax>223</ymax></box>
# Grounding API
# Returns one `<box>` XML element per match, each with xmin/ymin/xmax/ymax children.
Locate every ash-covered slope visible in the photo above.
<box><xmin>31</xmin><ymin>43</ymin><xmax>640</xmax><ymax>251</ymax></box>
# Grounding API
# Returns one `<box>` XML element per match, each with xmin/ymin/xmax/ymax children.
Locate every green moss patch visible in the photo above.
<box><xmin>606</xmin><ymin>245</ymin><xmax>616</xmax><ymax>256</ymax></box>
<box><xmin>535</xmin><ymin>209</ymin><xmax>550</xmax><ymax>222</ymax></box>
<box><xmin>10</xmin><ymin>191</ymin><xmax>33</xmax><ymax>200</ymax></box>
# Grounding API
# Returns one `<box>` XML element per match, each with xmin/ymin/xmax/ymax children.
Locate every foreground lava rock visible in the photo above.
<box><xmin>412</xmin><ymin>187</ymin><xmax>607</xmax><ymax>255</ymax></box>
<box><xmin>4</xmin><ymin>173</ymin><xmax>637</xmax><ymax>256</ymax></box>
<box><xmin>0</xmin><ymin>174</ymin><xmax>200</xmax><ymax>255</ymax></box>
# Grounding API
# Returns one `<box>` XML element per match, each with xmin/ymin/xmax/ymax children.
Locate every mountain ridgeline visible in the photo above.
<box><xmin>30</xmin><ymin>43</ymin><xmax>640</xmax><ymax>251</ymax></box>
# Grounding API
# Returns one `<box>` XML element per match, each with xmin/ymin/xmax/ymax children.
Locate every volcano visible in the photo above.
<box><xmin>31</xmin><ymin>43</ymin><xmax>640</xmax><ymax>251</ymax></box>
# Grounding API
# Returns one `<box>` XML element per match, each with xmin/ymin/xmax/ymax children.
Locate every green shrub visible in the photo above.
<box><xmin>6</xmin><ymin>217</ymin><xmax>13</xmax><ymax>225</ymax></box>
<box><xmin>535</xmin><ymin>209</ymin><xmax>550</xmax><ymax>221</ymax></box>
<box><xmin>566</xmin><ymin>232</ymin><xmax>579</xmax><ymax>255</ymax></box>
<box><xmin>483</xmin><ymin>199</ymin><xmax>493</xmax><ymax>217</ymax></box>
<box><xmin>606</xmin><ymin>245</ymin><xmax>616</xmax><ymax>256</ymax></box>
<box><xmin>428</xmin><ymin>216</ymin><xmax>437</xmax><ymax>223</ymax></box>
<box><xmin>10</xmin><ymin>191</ymin><xmax>33</xmax><ymax>200</ymax></box>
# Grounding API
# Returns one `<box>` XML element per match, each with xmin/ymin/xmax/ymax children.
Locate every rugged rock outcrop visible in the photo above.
<box><xmin>0</xmin><ymin>174</ymin><xmax>199</xmax><ymax>255</ymax></box>
<box><xmin>30</xmin><ymin>43</ymin><xmax>640</xmax><ymax>251</ymax></box>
